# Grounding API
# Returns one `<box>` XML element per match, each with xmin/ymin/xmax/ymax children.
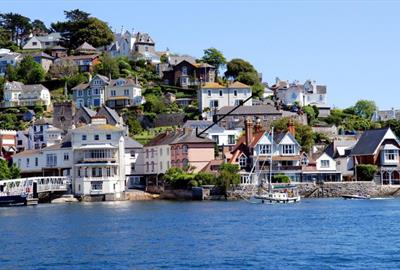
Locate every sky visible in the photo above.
<box><xmin>2</xmin><ymin>0</ymin><xmax>400</xmax><ymax>109</ymax></box>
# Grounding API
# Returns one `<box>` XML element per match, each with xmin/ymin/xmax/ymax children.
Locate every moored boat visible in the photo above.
<box><xmin>342</xmin><ymin>194</ymin><xmax>370</xmax><ymax>200</ymax></box>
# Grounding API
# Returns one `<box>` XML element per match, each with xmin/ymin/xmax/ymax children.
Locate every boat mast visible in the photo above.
<box><xmin>269</xmin><ymin>127</ymin><xmax>274</xmax><ymax>193</ymax></box>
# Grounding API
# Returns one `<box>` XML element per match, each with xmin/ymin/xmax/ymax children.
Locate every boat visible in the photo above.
<box><xmin>51</xmin><ymin>194</ymin><xmax>79</xmax><ymax>203</ymax></box>
<box><xmin>248</xmin><ymin>127</ymin><xmax>301</xmax><ymax>204</ymax></box>
<box><xmin>342</xmin><ymin>194</ymin><xmax>370</xmax><ymax>200</ymax></box>
<box><xmin>254</xmin><ymin>184</ymin><xmax>301</xmax><ymax>203</ymax></box>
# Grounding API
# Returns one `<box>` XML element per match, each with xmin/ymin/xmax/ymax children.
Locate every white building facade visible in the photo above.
<box><xmin>2</xmin><ymin>82</ymin><xmax>51</xmax><ymax>108</ymax></box>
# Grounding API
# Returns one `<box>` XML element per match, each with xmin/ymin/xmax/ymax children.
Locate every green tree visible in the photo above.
<box><xmin>31</xmin><ymin>19</ymin><xmax>48</xmax><ymax>35</ymax></box>
<box><xmin>5</xmin><ymin>64</ymin><xmax>18</xmax><ymax>81</ymax></box>
<box><xmin>272</xmin><ymin>117</ymin><xmax>314</xmax><ymax>153</ymax></box>
<box><xmin>51</xmin><ymin>9</ymin><xmax>113</xmax><ymax>49</ymax></box>
<box><xmin>126</xmin><ymin>118</ymin><xmax>143</xmax><ymax>135</ymax></box>
<box><xmin>17</xmin><ymin>55</ymin><xmax>45</xmax><ymax>84</ymax></box>
<box><xmin>0</xmin><ymin>159</ymin><xmax>10</xmax><ymax>180</ymax></box>
<box><xmin>194</xmin><ymin>172</ymin><xmax>216</xmax><ymax>186</ymax></box>
<box><xmin>0</xmin><ymin>114</ymin><xmax>18</xmax><ymax>129</ymax></box>
<box><xmin>94</xmin><ymin>53</ymin><xmax>120</xmax><ymax>78</ymax></box>
<box><xmin>0</xmin><ymin>12</ymin><xmax>32</xmax><ymax>44</ymax></box>
<box><xmin>160</xmin><ymin>54</ymin><xmax>168</xmax><ymax>63</ymax></box>
<box><xmin>225</xmin><ymin>58</ymin><xmax>256</xmax><ymax>79</ymax></box>
<box><xmin>9</xmin><ymin>164</ymin><xmax>20</xmax><ymax>179</ymax></box>
<box><xmin>217</xmin><ymin>163</ymin><xmax>240</xmax><ymax>193</ymax></box>
<box><xmin>201</xmin><ymin>47</ymin><xmax>226</xmax><ymax>78</ymax></box>
<box><xmin>48</xmin><ymin>58</ymin><xmax>78</xmax><ymax>79</ymax></box>
<box><xmin>143</xmin><ymin>94</ymin><xmax>166</xmax><ymax>114</ymax></box>
<box><xmin>325</xmin><ymin>108</ymin><xmax>345</xmax><ymax>127</ymax></box>
<box><xmin>353</xmin><ymin>100</ymin><xmax>377</xmax><ymax>119</ymax></box>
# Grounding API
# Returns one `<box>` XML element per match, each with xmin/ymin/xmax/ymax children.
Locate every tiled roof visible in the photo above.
<box><xmin>73</xmin><ymin>124</ymin><xmax>123</xmax><ymax>133</ymax></box>
<box><xmin>62</xmin><ymin>54</ymin><xmax>99</xmax><ymax>61</ymax></box>
<box><xmin>228</xmin><ymin>81</ymin><xmax>250</xmax><ymax>88</ymax></box>
<box><xmin>14</xmin><ymin>149</ymin><xmax>41</xmax><ymax>157</ymax></box>
<box><xmin>201</xmin><ymin>82</ymin><xmax>225</xmax><ymax>89</ymax></box>
<box><xmin>183</xmin><ymin>120</ymin><xmax>225</xmax><ymax>133</ymax></box>
<box><xmin>76</xmin><ymin>42</ymin><xmax>96</xmax><ymax>52</ymax></box>
<box><xmin>71</xmin><ymin>83</ymin><xmax>89</xmax><ymax>91</ymax></box>
<box><xmin>124</xmin><ymin>136</ymin><xmax>143</xmax><ymax>148</ymax></box>
<box><xmin>33</xmin><ymin>118</ymin><xmax>52</xmax><ymax>125</ymax></box>
<box><xmin>31</xmin><ymin>52</ymin><xmax>54</xmax><ymax>60</ymax></box>
<box><xmin>171</xmin><ymin>129</ymin><xmax>214</xmax><ymax>144</ymax></box>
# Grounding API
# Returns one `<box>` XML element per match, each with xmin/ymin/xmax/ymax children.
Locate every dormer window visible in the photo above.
<box><xmin>238</xmin><ymin>155</ymin><xmax>247</xmax><ymax>169</ymax></box>
<box><xmin>259</xmin><ymin>144</ymin><xmax>271</xmax><ymax>155</ymax></box>
<box><xmin>282</xmin><ymin>145</ymin><xmax>295</xmax><ymax>155</ymax></box>
<box><xmin>182</xmin><ymin>66</ymin><xmax>187</xmax><ymax>75</ymax></box>
<box><xmin>385</xmin><ymin>150</ymin><xmax>398</xmax><ymax>161</ymax></box>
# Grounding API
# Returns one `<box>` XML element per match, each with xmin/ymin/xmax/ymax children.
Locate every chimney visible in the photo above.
<box><xmin>254</xmin><ymin>118</ymin><xmax>262</xmax><ymax>132</ymax></box>
<box><xmin>288</xmin><ymin>119</ymin><xmax>296</xmax><ymax>137</ymax></box>
<box><xmin>88</xmin><ymin>73</ymin><xmax>92</xmax><ymax>82</ymax></box>
<box><xmin>245</xmin><ymin>117</ymin><xmax>253</xmax><ymax>146</ymax></box>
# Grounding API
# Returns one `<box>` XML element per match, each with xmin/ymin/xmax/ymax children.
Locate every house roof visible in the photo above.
<box><xmin>82</xmin><ymin>106</ymin><xmax>97</xmax><ymax>118</ymax></box>
<box><xmin>145</xmin><ymin>131</ymin><xmax>181</xmax><ymax>147</ymax></box>
<box><xmin>169</xmin><ymin>55</ymin><xmax>197</xmax><ymax>66</ymax></box>
<box><xmin>13</xmin><ymin>149</ymin><xmax>41</xmax><ymax>157</ymax></box>
<box><xmin>31</xmin><ymin>52</ymin><xmax>55</xmax><ymax>60</ymax></box>
<box><xmin>124</xmin><ymin>136</ymin><xmax>143</xmax><ymax>148</ymax></box>
<box><xmin>97</xmin><ymin>105</ymin><xmax>120</xmax><ymax>123</ymax></box>
<box><xmin>216</xmin><ymin>105</ymin><xmax>281</xmax><ymax>116</ymax></box>
<box><xmin>35</xmin><ymin>32</ymin><xmax>62</xmax><ymax>43</ymax></box>
<box><xmin>228</xmin><ymin>81</ymin><xmax>250</xmax><ymax>88</ymax></box>
<box><xmin>170</xmin><ymin>129</ymin><xmax>215</xmax><ymax>144</ymax></box>
<box><xmin>202</xmin><ymin>82</ymin><xmax>225</xmax><ymax>89</ymax></box>
<box><xmin>108</xmin><ymin>78</ymin><xmax>139</xmax><ymax>87</ymax></box>
<box><xmin>62</xmin><ymin>54</ymin><xmax>99</xmax><ymax>61</ymax></box>
<box><xmin>51</xmin><ymin>45</ymin><xmax>67</xmax><ymax>50</ymax></box>
<box><xmin>350</xmin><ymin>127</ymin><xmax>393</xmax><ymax>156</ymax></box>
<box><xmin>33</xmin><ymin>118</ymin><xmax>52</xmax><ymax>125</ymax></box>
<box><xmin>183</xmin><ymin>120</ymin><xmax>225</xmax><ymax>133</ymax></box>
<box><xmin>73</xmin><ymin>124</ymin><xmax>123</xmax><ymax>133</ymax></box>
<box><xmin>76</xmin><ymin>42</ymin><xmax>97</xmax><ymax>52</ymax></box>
<box><xmin>135</xmin><ymin>32</ymin><xmax>155</xmax><ymax>44</ymax></box>
<box><xmin>71</xmin><ymin>83</ymin><xmax>89</xmax><ymax>91</ymax></box>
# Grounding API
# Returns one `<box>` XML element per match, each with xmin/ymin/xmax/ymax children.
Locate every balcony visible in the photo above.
<box><xmin>82</xmin><ymin>149</ymin><xmax>116</xmax><ymax>162</ymax></box>
<box><xmin>257</xmin><ymin>165</ymin><xmax>302</xmax><ymax>171</ymax></box>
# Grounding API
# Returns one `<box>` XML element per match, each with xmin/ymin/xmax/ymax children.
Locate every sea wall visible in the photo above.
<box><xmin>298</xmin><ymin>181</ymin><xmax>400</xmax><ymax>198</ymax></box>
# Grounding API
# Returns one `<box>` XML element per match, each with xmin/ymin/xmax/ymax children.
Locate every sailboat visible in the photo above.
<box><xmin>250</xmin><ymin>127</ymin><xmax>301</xmax><ymax>204</ymax></box>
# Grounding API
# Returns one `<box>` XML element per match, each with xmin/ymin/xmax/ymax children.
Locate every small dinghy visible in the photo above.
<box><xmin>342</xmin><ymin>194</ymin><xmax>370</xmax><ymax>200</ymax></box>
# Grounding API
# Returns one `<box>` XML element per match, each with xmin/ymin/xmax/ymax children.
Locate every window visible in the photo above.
<box><xmin>146</xmin><ymin>162</ymin><xmax>149</xmax><ymax>172</ymax></box>
<box><xmin>282</xmin><ymin>145</ymin><xmax>295</xmax><ymax>155</ymax></box>
<box><xmin>183</xmin><ymin>145</ymin><xmax>188</xmax><ymax>154</ymax></box>
<box><xmin>111</xmin><ymin>90</ymin><xmax>116</xmax><ymax>96</ymax></box>
<box><xmin>238</xmin><ymin>155</ymin><xmax>247</xmax><ymax>168</ymax></box>
<box><xmin>35</xmin><ymin>157</ymin><xmax>38</xmax><ymax>166</ymax></box>
<box><xmin>17</xmin><ymin>140</ymin><xmax>22</xmax><ymax>146</ymax></box>
<box><xmin>182</xmin><ymin>66</ymin><xmax>187</xmax><ymax>75</ymax></box>
<box><xmin>82</xmin><ymin>135</ymin><xmax>87</xmax><ymax>141</ymax></box>
<box><xmin>183</xmin><ymin>159</ymin><xmax>189</xmax><ymax>167</ymax></box>
<box><xmin>320</xmin><ymin>95</ymin><xmax>324</xmax><ymax>101</ymax></box>
<box><xmin>385</xmin><ymin>150</ymin><xmax>398</xmax><ymax>161</ymax></box>
<box><xmin>94</xmin><ymin>134</ymin><xmax>99</xmax><ymax>140</ymax></box>
<box><xmin>167</xmin><ymin>161</ymin><xmax>170</xmax><ymax>169</ymax></box>
<box><xmin>167</xmin><ymin>148</ymin><xmax>170</xmax><ymax>155</ymax></box>
<box><xmin>78</xmin><ymin>90</ymin><xmax>83</xmax><ymax>97</ymax></box>
<box><xmin>219</xmin><ymin>90</ymin><xmax>223</xmax><ymax>97</ymax></box>
<box><xmin>151</xmin><ymin>149</ymin><xmax>154</xmax><ymax>158</ymax></box>
<box><xmin>91</xmin><ymin>181</ymin><xmax>103</xmax><ymax>191</ymax></box>
<box><xmin>235</xmin><ymin>100</ymin><xmax>243</xmax><ymax>106</ymax></box>
<box><xmin>130</xmin><ymin>151</ymin><xmax>136</xmax><ymax>157</ymax></box>
<box><xmin>92</xmin><ymin>167</ymin><xmax>103</xmax><ymax>177</ymax></box>
<box><xmin>210</xmin><ymin>100</ymin><xmax>219</xmax><ymax>108</ymax></box>
<box><xmin>228</xmin><ymin>135</ymin><xmax>235</xmax><ymax>145</ymax></box>
<box><xmin>124</xmin><ymin>89</ymin><xmax>129</xmax><ymax>96</ymax></box>
<box><xmin>160</xmin><ymin>161</ymin><xmax>163</xmax><ymax>170</ymax></box>
<box><xmin>94</xmin><ymin>89</ymin><xmax>99</xmax><ymax>95</ymax></box>
<box><xmin>207</xmin><ymin>90</ymin><xmax>211</xmax><ymax>97</ymax></box>
<box><xmin>321</xmin><ymin>160</ymin><xmax>330</xmax><ymax>168</ymax></box>
<box><xmin>88</xmin><ymin>90</ymin><xmax>92</xmax><ymax>96</ymax></box>
<box><xmin>106</xmin><ymin>134</ymin><xmax>111</xmax><ymax>140</ymax></box>
<box><xmin>234</xmin><ymin>90</ymin><xmax>238</xmax><ymax>96</ymax></box>
<box><xmin>151</xmin><ymin>161</ymin><xmax>155</xmax><ymax>172</ymax></box>
<box><xmin>64</xmin><ymin>153</ymin><xmax>69</xmax><ymax>161</ymax></box>
<box><xmin>32</xmin><ymin>42</ymin><xmax>37</xmax><ymax>46</ymax></box>
<box><xmin>146</xmin><ymin>149</ymin><xmax>149</xmax><ymax>158</ymax></box>
<box><xmin>106</xmin><ymin>167</ymin><xmax>112</xmax><ymax>176</ymax></box>
<box><xmin>46</xmin><ymin>154</ymin><xmax>57</xmax><ymax>167</ymax></box>
<box><xmin>259</xmin><ymin>144</ymin><xmax>271</xmax><ymax>155</ymax></box>
<box><xmin>160</xmin><ymin>148</ymin><xmax>163</xmax><ymax>156</ymax></box>
<box><xmin>212</xmin><ymin>135</ymin><xmax>219</xmax><ymax>145</ymax></box>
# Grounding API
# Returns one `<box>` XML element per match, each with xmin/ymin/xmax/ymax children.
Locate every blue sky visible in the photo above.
<box><xmin>2</xmin><ymin>0</ymin><xmax>400</xmax><ymax>109</ymax></box>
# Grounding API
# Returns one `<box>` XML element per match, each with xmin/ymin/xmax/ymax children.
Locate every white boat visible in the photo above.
<box><xmin>342</xmin><ymin>194</ymin><xmax>370</xmax><ymax>200</ymax></box>
<box><xmin>51</xmin><ymin>194</ymin><xmax>79</xmax><ymax>204</ymax></box>
<box><xmin>254</xmin><ymin>184</ymin><xmax>301</xmax><ymax>203</ymax></box>
<box><xmin>246</xmin><ymin>127</ymin><xmax>301</xmax><ymax>204</ymax></box>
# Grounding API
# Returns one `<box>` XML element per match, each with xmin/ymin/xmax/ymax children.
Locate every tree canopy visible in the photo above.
<box><xmin>0</xmin><ymin>159</ymin><xmax>20</xmax><ymax>180</ymax></box>
<box><xmin>201</xmin><ymin>47</ymin><xmax>226</xmax><ymax>77</ymax></box>
<box><xmin>0</xmin><ymin>12</ymin><xmax>32</xmax><ymax>44</ymax></box>
<box><xmin>353</xmin><ymin>100</ymin><xmax>377</xmax><ymax>119</ymax></box>
<box><xmin>16</xmin><ymin>56</ymin><xmax>45</xmax><ymax>84</ymax></box>
<box><xmin>51</xmin><ymin>9</ymin><xmax>114</xmax><ymax>49</ymax></box>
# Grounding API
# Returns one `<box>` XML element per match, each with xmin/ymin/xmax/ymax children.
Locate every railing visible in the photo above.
<box><xmin>82</xmin><ymin>157</ymin><xmax>116</xmax><ymax>162</ymax></box>
<box><xmin>257</xmin><ymin>166</ymin><xmax>302</xmax><ymax>171</ymax></box>
<box><xmin>0</xmin><ymin>176</ymin><xmax>70</xmax><ymax>197</ymax></box>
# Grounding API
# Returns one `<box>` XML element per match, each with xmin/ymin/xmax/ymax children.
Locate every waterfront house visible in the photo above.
<box><xmin>350</xmin><ymin>127</ymin><xmax>400</xmax><ymax>184</ymax></box>
<box><xmin>2</xmin><ymin>81</ymin><xmax>51</xmax><ymax>108</ymax></box>
<box><xmin>71</xmin><ymin>117</ymin><xmax>126</xmax><ymax>200</ymax></box>
<box><xmin>302</xmin><ymin>151</ymin><xmax>342</xmax><ymax>182</ymax></box>
<box><xmin>124</xmin><ymin>136</ymin><xmax>145</xmax><ymax>189</ymax></box>
<box><xmin>13</xmin><ymin>137</ymin><xmax>73</xmax><ymax>178</ymax></box>
<box><xmin>229</xmin><ymin>119</ymin><xmax>303</xmax><ymax>184</ymax></box>
<box><xmin>22</xmin><ymin>32</ymin><xmax>62</xmax><ymax>50</ymax></box>
<box><xmin>0</xmin><ymin>130</ymin><xmax>17</xmax><ymax>161</ymax></box>
<box><xmin>0</xmin><ymin>48</ymin><xmax>22</xmax><ymax>76</ymax></box>
<box><xmin>169</xmin><ymin>129</ymin><xmax>215</xmax><ymax>173</ymax></box>
<box><xmin>325</xmin><ymin>137</ymin><xmax>358</xmax><ymax>181</ymax></box>
<box><xmin>198</xmin><ymin>81</ymin><xmax>252</xmax><ymax>119</ymax></box>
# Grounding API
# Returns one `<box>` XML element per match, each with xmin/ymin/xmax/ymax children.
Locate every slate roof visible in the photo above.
<box><xmin>109</xmin><ymin>78</ymin><xmax>139</xmax><ymax>87</ymax></box>
<box><xmin>216</xmin><ymin>105</ymin><xmax>281</xmax><ymax>115</ymax></box>
<box><xmin>183</xmin><ymin>120</ymin><xmax>225</xmax><ymax>133</ymax></box>
<box><xmin>169</xmin><ymin>55</ymin><xmax>197</xmax><ymax>65</ymax></box>
<box><xmin>98</xmin><ymin>105</ymin><xmax>120</xmax><ymax>123</ymax></box>
<box><xmin>170</xmin><ymin>129</ymin><xmax>214</xmax><ymax>144</ymax></box>
<box><xmin>82</xmin><ymin>106</ymin><xmax>97</xmax><ymax>118</ymax></box>
<box><xmin>124</xmin><ymin>136</ymin><xmax>143</xmax><ymax>148</ymax></box>
<box><xmin>76</xmin><ymin>42</ymin><xmax>97</xmax><ymax>52</ymax></box>
<box><xmin>33</xmin><ymin>118</ymin><xmax>52</xmax><ymax>125</ymax></box>
<box><xmin>35</xmin><ymin>32</ymin><xmax>62</xmax><ymax>42</ymax></box>
<box><xmin>135</xmin><ymin>32</ymin><xmax>155</xmax><ymax>44</ymax></box>
<box><xmin>145</xmin><ymin>131</ymin><xmax>181</xmax><ymax>147</ymax></box>
<box><xmin>31</xmin><ymin>52</ymin><xmax>54</xmax><ymax>60</ymax></box>
<box><xmin>350</xmin><ymin>127</ymin><xmax>390</xmax><ymax>156</ymax></box>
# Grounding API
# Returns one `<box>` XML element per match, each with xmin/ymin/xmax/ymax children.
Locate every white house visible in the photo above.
<box><xmin>105</xmin><ymin>78</ymin><xmax>144</xmax><ymax>109</ymax></box>
<box><xmin>22</xmin><ymin>33</ymin><xmax>62</xmax><ymax>50</ymax></box>
<box><xmin>2</xmin><ymin>81</ymin><xmax>51</xmax><ymax>108</ymax></box>
<box><xmin>108</xmin><ymin>30</ymin><xmax>136</xmax><ymax>58</ymax></box>
<box><xmin>71</xmin><ymin>117</ymin><xmax>126</xmax><ymax>200</ymax></box>
<box><xmin>0</xmin><ymin>48</ymin><xmax>22</xmax><ymax>75</ymax></box>
<box><xmin>124</xmin><ymin>136</ymin><xmax>145</xmax><ymax>188</ymax></box>
<box><xmin>198</xmin><ymin>81</ymin><xmax>252</xmax><ymax>119</ymax></box>
<box><xmin>274</xmin><ymin>79</ymin><xmax>327</xmax><ymax>107</ymax></box>
<box><xmin>28</xmin><ymin>118</ymin><xmax>63</xmax><ymax>150</ymax></box>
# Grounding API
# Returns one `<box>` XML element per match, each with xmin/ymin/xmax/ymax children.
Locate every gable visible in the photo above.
<box><xmin>317</xmin><ymin>152</ymin><xmax>333</xmax><ymax>163</ymax></box>
<box><xmin>279</xmin><ymin>132</ymin><xmax>300</xmax><ymax>146</ymax></box>
<box><xmin>255</xmin><ymin>131</ymin><xmax>272</xmax><ymax>146</ymax></box>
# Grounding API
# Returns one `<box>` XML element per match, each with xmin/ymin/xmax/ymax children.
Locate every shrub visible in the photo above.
<box><xmin>272</xmin><ymin>174</ymin><xmax>290</xmax><ymax>183</ymax></box>
<box><xmin>356</xmin><ymin>164</ymin><xmax>377</xmax><ymax>181</ymax></box>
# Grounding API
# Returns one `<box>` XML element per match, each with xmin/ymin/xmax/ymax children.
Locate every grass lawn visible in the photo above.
<box><xmin>134</xmin><ymin>126</ymin><xmax>175</xmax><ymax>145</ymax></box>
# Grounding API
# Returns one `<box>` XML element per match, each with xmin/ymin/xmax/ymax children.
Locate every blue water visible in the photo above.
<box><xmin>1</xmin><ymin>199</ymin><xmax>400</xmax><ymax>269</ymax></box>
